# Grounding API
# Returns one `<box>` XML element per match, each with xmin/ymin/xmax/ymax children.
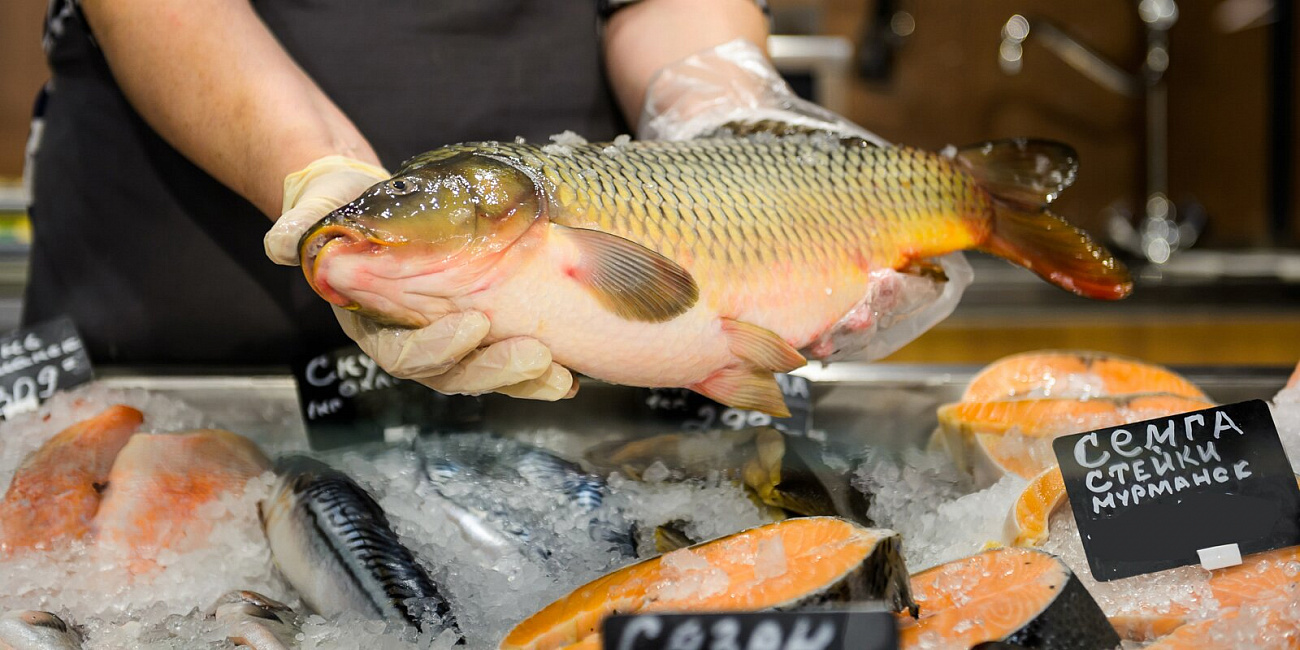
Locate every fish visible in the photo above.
<box><xmin>961</xmin><ymin>350</ymin><xmax>1209</xmax><ymax>402</ymax></box>
<box><xmin>209</xmin><ymin>590</ymin><xmax>300</xmax><ymax>650</ymax></box>
<box><xmin>414</xmin><ymin>434</ymin><xmax>636</xmax><ymax>561</ymax></box>
<box><xmin>298</xmin><ymin>130</ymin><xmax>1131</xmax><ymax>416</ymax></box>
<box><xmin>259</xmin><ymin>456</ymin><xmax>454</xmax><ymax>632</ymax></box>
<box><xmin>0</xmin><ymin>611</ymin><xmax>83</xmax><ymax>649</ymax></box>
<box><xmin>584</xmin><ymin>427</ymin><xmax>871</xmax><ymax>527</ymax></box>
<box><xmin>92</xmin><ymin>429</ymin><xmax>271</xmax><ymax>569</ymax></box>
<box><xmin>1141</xmin><ymin>599</ymin><xmax>1300</xmax><ymax>650</ymax></box>
<box><xmin>897</xmin><ymin>547</ymin><xmax>1119</xmax><ymax>649</ymax></box>
<box><xmin>1004</xmin><ymin>465</ymin><xmax>1066</xmax><ymax>548</ymax></box>
<box><xmin>501</xmin><ymin>517</ymin><xmax>915</xmax><ymax>650</ymax></box>
<box><xmin>936</xmin><ymin>394</ymin><xmax>1214</xmax><ymax>485</ymax></box>
<box><xmin>1115</xmin><ymin>544</ymin><xmax>1300</xmax><ymax>643</ymax></box>
<box><xmin>0</xmin><ymin>405</ymin><xmax>143</xmax><ymax>554</ymax></box>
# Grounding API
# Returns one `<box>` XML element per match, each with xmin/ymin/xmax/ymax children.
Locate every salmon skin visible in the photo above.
<box><xmin>300</xmin><ymin>127</ymin><xmax>1131</xmax><ymax>416</ymax></box>
<box><xmin>259</xmin><ymin>456</ymin><xmax>454</xmax><ymax>633</ymax></box>
<box><xmin>0</xmin><ymin>405</ymin><xmax>143</xmax><ymax>554</ymax></box>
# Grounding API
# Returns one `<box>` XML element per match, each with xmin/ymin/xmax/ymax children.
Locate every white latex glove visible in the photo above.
<box><xmin>266</xmin><ymin>156</ymin><xmax>577</xmax><ymax>400</ymax></box>
<box><xmin>264</xmin><ymin>155</ymin><xmax>390</xmax><ymax>265</ymax></box>
<box><xmin>332</xmin><ymin>306</ymin><xmax>578</xmax><ymax>400</ymax></box>
<box><xmin>638</xmin><ymin>38</ymin><xmax>888</xmax><ymax>144</ymax></box>
<box><xmin>637</xmin><ymin>38</ymin><xmax>971</xmax><ymax>362</ymax></box>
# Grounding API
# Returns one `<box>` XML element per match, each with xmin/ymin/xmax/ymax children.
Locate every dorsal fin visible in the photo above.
<box><xmin>956</xmin><ymin>139</ymin><xmax>1078</xmax><ymax>207</ymax></box>
<box><xmin>703</xmin><ymin>119</ymin><xmax>878</xmax><ymax>149</ymax></box>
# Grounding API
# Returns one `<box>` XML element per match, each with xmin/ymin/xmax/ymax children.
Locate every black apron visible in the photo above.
<box><xmin>25</xmin><ymin>0</ymin><xmax>623</xmax><ymax>365</ymax></box>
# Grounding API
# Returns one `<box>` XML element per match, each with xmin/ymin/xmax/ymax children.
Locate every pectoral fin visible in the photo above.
<box><xmin>557</xmin><ymin>225</ymin><xmax>699</xmax><ymax>322</ymax></box>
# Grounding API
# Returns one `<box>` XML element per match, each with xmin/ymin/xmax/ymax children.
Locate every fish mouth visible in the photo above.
<box><xmin>300</xmin><ymin>224</ymin><xmax>373</xmax><ymax>308</ymax></box>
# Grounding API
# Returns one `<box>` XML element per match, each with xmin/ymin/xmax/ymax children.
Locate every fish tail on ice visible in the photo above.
<box><xmin>957</xmin><ymin>139</ymin><xmax>1133</xmax><ymax>301</ymax></box>
<box><xmin>690</xmin><ymin>319</ymin><xmax>805</xmax><ymax>417</ymax></box>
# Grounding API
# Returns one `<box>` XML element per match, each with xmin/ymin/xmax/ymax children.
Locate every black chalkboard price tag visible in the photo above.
<box><xmin>1053</xmin><ymin>399</ymin><xmax>1300</xmax><ymax>581</ymax></box>
<box><xmin>291</xmin><ymin>345</ymin><xmax>484</xmax><ymax>450</ymax></box>
<box><xmin>0</xmin><ymin>317</ymin><xmax>93</xmax><ymax>420</ymax></box>
<box><xmin>601</xmin><ymin>610</ymin><xmax>897</xmax><ymax>650</ymax></box>
<box><xmin>641</xmin><ymin>373</ymin><xmax>814</xmax><ymax>436</ymax></box>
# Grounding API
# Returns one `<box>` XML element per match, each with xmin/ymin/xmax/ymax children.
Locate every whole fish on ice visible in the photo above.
<box><xmin>259</xmin><ymin>456</ymin><xmax>453</xmax><ymax>632</ymax></box>
<box><xmin>414</xmin><ymin>434</ymin><xmax>635</xmax><ymax>562</ymax></box>
<box><xmin>209</xmin><ymin>590</ymin><xmax>300</xmax><ymax>650</ymax></box>
<box><xmin>299</xmin><ymin>126</ymin><xmax>1131</xmax><ymax>415</ymax></box>
<box><xmin>0</xmin><ymin>611</ymin><xmax>82</xmax><ymax>650</ymax></box>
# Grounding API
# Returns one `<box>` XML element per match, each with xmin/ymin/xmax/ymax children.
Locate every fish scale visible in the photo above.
<box><xmin>507</xmin><ymin>137</ymin><xmax>987</xmax><ymax>313</ymax></box>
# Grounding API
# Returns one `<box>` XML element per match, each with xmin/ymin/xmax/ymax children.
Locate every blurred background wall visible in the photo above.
<box><xmin>0</xmin><ymin>1</ymin><xmax>46</xmax><ymax>184</ymax></box>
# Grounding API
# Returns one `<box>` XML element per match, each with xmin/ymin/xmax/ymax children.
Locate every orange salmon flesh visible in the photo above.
<box><xmin>898</xmin><ymin>547</ymin><xmax>1119</xmax><ymax>649</ymax></box>
<box><xmin>502</xmin><ymin>517</ymin><xmax>913</xmax><ymax>650</ymax></box>
<box><xmin>0</xmin><ymin>405</ymin><xmax>143</xmax><ymax>553</ymax></box>
<box><xmin>961</xmin><ymin>350</ymin><xmax>1209</xmax><ymax>402</ymax></box>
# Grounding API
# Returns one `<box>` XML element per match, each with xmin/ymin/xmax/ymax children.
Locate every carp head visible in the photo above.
<box><xmin>299</xmin><ymin>148</ymin><xmax>542</xmax><ymax>327</ymax></box>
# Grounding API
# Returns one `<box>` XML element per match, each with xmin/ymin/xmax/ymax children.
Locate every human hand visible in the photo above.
<box><xmin>266</xmin><ymin>157</ymin><xmax>577</xmax><ymax>400</ymax></box>
<box><xmin>264</xmin><ymin>155</ymin><xmax>390</xmax><ymax>265</ymax></box>
<box><xmin>331</xmin><ymin>307</ymin><xmax>578</xmax><ymax>401</ymax></box>
<box><xmin>637</xmin><ymin>38</ymin><xmax>888</xmax><ymax>144</ymax></box>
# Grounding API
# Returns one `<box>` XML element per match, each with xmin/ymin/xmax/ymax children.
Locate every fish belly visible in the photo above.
<box><xmin>456</xmin><ymin>243</ymin><xmax>734</xmax><ymax>389</ymax></box>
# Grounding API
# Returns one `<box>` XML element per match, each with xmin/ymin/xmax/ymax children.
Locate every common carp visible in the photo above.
<box><xmin>299</xmin><ymin>128</ymin><xmax>1131</xmax><ymax>416</ymax></box>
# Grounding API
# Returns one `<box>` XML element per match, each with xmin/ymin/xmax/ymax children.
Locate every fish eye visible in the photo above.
<box><xmin>387</xmin><ymin>177</ymin><xmax>420</xmax><ymax>196</ymax></box>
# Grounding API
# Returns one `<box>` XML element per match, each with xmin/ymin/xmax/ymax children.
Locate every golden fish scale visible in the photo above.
<box><xmin>470</xmin><ymin>138</ymin><xmax>989</xmax><ymax>330</ymax></box>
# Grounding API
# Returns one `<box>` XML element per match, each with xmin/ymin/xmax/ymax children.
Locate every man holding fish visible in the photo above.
<box><xmin>26</xmin><ymin>0</ymin><xmax>1128</xmax><ymax>407</ymax></box>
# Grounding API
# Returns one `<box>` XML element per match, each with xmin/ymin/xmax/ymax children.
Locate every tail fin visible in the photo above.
<box><xmin>957</xmin><ymin>139</ymin><xmax>1133</xmax><ymax>300</ymax></box>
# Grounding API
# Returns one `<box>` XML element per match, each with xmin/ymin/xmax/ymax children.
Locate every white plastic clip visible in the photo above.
<box><xmin>1197</xmin><ymin>543</ymin><xmax>1243</xmax><ymax>570</ymax></box>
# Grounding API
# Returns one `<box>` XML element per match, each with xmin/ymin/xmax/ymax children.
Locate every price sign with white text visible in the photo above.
<box><xmin>0</xmin><ymin>317</ymin><xmax>93</xmax><ymax>420</ymax></box>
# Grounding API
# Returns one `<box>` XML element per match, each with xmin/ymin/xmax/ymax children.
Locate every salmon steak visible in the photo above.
<box><xmin>962</xmin><ymin>350</ymin><xmax>1209</xmax><ymax>402</ymax></box>
<box><xmin>898</xmin><ymin>547</ymin><xmax>1119</xmax><ymax>649</ymax></box>
<box><xmin>299</xmin><ymin>128</ymin><xmax>1131</xmax><ymax>415</ymax></box>
<box><xmin>501</xmin><ymin>517</ymin><xmax>914</xmax><ymax>650</ymax></box>
<box><xmin>937</xmin><ymin>393</ymin><xmax>1213</xmax><ymax>484</ymax></box>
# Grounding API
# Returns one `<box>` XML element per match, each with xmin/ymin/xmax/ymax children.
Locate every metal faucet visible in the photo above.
<box><xmin>999</xmin><ymin>0</ymin><xmax>1204</xmax><ymax>265</ymax></box>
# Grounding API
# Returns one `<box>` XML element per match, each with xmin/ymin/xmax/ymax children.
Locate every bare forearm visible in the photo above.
<box><xmin>603</xmin><ymin>0</ymin><xmax>768</xmax><ymax>124</ymax></box>
<box><xmin>80</xmin><ymin>0</ymin><xmax>379</xmax><ymax>218</ymax></box>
